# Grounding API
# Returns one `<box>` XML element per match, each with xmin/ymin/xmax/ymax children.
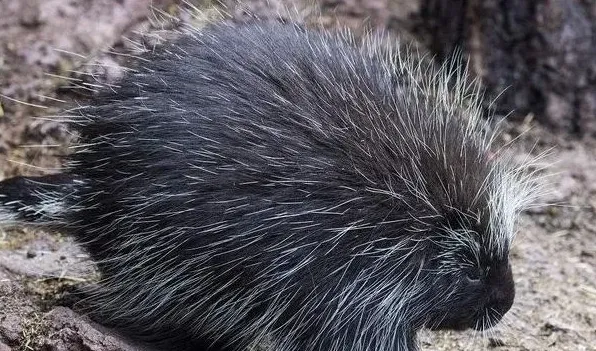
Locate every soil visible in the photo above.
<box><xmin>0</xmin><ymin>0</ymin><xmax>594</xmax><ymax>350</ymax></box>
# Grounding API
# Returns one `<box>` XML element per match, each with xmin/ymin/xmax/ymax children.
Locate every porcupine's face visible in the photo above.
<box><xmin>421</xmin><ymin>227</ymin><xmax>516</xmax><ymax>331</ymax></box>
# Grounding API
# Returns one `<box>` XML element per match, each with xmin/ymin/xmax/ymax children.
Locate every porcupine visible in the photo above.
<box><xmin>0</xmin><ymin>20</ymin><xmax>540</xmax><ymax>351</ymax></box>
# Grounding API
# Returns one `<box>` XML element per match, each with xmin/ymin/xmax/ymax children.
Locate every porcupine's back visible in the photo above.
<box><xmin>2</xmin><ymin>20</ymin><xmax>536</xmax><ymax>351</ymax></box>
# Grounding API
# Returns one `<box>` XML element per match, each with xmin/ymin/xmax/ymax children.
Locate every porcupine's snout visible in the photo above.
<box><xmin>426</xmin><ymin>253</ymin><xmax>517</xmax><ymax>332</ymax></box>
<box><xmin>451</xmin><ymin>263</ymin><xmax>515</xmax><ymax>331</ymax></box>
<box><xmin>475</xmin><ymin>262</ymin><xmax>515</xmax><ymax>330</ymax></box>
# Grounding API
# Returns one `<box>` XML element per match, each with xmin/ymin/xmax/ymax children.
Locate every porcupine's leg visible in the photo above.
<box><xmin>0</xmin><ymin>174</ymin><xmax>75</xmax><ymax>227</ymax></box>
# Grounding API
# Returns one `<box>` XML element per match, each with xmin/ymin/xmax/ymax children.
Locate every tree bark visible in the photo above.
<box><xmin>415</xmin><ymin>0</ymin><xmax>596</xmax><ymax>135</ymax></box>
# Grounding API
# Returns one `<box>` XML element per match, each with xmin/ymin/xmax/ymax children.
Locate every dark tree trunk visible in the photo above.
<box><xmin>415</xmin><ymin>0</ymin><xmax>596</xmax><ymax>135</ymax></box>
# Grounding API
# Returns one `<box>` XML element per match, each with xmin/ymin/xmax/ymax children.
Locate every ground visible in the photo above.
<box><xmin>0</xmin><ymin>0</ymin><xmax>594</xmax><ymax>350</ymax></box>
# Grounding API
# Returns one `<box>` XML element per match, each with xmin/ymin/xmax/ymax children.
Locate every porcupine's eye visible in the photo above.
<box><xmin>464</xmin><ymin>266</ymin><xmax>484</xmax><ymax>284</ymax></box>
<box><xmin>464</xmin><ymin>265</ymin><xmax>489</xmax><ymax>284</ymax></box>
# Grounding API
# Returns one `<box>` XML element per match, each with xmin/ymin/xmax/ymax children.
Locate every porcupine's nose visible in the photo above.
<box><xmin>485</xmin><ymin>263</ymin><xmax>515</xmax><ymax>322</ymax></box>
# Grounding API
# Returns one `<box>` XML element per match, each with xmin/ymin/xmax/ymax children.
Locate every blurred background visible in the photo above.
<box><xmin>0</xmin><ymin>0</ymin><xmax>594</xmax><ymax>350</ymax></box>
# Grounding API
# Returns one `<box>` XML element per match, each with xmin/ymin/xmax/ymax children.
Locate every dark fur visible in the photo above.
<box><xmin>0</xmin><ymin>21</ymin><xmax>525</xmax><ymax>350</ymax></box>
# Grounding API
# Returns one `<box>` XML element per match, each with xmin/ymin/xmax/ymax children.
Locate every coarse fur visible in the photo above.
<box><xmin>0</xmin><ymin>20</ymin><xmax>542</xmax><ymax>351</ymax></box>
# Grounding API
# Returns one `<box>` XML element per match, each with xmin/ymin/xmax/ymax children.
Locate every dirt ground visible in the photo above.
<box><xmin>0</xmin><ymin>0</ymin><xmax>594</xmax><ymax>350</ymax></box>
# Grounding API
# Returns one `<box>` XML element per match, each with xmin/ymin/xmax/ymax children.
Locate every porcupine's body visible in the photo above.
<box><xmin>0</xmin><ymin>21</ymin><xmax>537</xmax><ymax>351</ymax></box>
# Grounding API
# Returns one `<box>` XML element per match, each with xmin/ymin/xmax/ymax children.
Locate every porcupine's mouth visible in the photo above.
<box><xmin>471</xmin><ymin>309</ymin><xmax>505</xmax><ymax>331</ymax></box>
<box><xmin>468</xmin><ymin>309</ymin><xmax>505</xmax><ymax>331</ymax></box>
<box><xmin>429</xmin><ymin>318</ymin><xmax>473</xmax><ymax>331</ymax></box>
<box><xmin>430</xmin><ymin>309</ymin><xmax>504</xmax><ymax>331</ymax></box>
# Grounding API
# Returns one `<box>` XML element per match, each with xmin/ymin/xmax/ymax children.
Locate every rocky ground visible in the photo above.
<box><xmin>0</xmin><ymin>0</ymin><xmax>594</xmax><ymax>350</ymax></box>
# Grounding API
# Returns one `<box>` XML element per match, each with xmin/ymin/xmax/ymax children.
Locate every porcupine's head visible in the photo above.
<box><xmin>371</xmin><ymin>51</ymin><xmax>539</xmax><ymax>334</ymax></box>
